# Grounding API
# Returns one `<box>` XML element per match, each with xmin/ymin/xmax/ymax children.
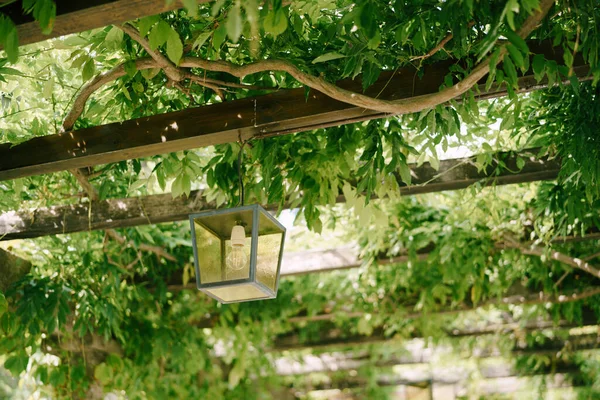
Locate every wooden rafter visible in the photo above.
<box><xmin>2</xmin><ymin>0</ymin><xmax>188</xmax><ymax>49</ymax></box>
<box><xmin>274</xmin><ymin>324</ymin><xmax>600</xmax><ymax>353</ymax></box>
<box><xmin>0</xmin><ymin>149</ymin><xmax>560</xmax><ymax>240</ymax></box>
<box><xmin>0</xmin><ymin>43</ymin><xmax>589</xmax><ymax>182</ymax></box>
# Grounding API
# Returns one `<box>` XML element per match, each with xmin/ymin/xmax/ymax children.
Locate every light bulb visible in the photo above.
<box><xmin>226</xmin><ymin>225</ymin><xmax>248</xmax><ymax>273</ymax></box>
<box><xmin>226</xmin><ymin>246</ymin><xmax>248</xmax><ymax>271</ymax></box>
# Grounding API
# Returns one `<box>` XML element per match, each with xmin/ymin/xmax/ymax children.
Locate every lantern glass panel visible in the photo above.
<box><xmin>256</xmin><ymin>233</ymin><xmax>283</xmax><ymax>291</ymax></box>
<box><xmin>205</xmin><ymin>284</ymin><xmax>270</xmax><ymax>303</ymax></box>
<box><xmin>193</xmin><ymin>221</ymin><xmax>223</xmax><ymax>284</ymax></box>
<box><xmin>256</xmin><ymin>209</ymin><xmax>285</xmax><ymax>292</ymax></box>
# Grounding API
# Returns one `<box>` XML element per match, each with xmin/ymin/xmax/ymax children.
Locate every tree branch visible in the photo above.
<box><xmin>61</xmin><ymin>1</ymin><xmax>552</xmax><ymax>138</ymax></box>
<box><xmin>500</xmin><ymin>235</ymin><xmax>600</xmax><ymax>280</ymax></box>
<box><xmin>62</xmin><ymin>58</ymin><xmax>158</xmax><ymax>132</ymax></box>
<box><xmin>118</xmin><ymin>23</ymin><xmax>183</xmax><ymax>82</ymax></box>
<box><xmin>583</xmin><ymin>251</ymin><xmax>600</xmax><ymax>262</ymax></box>
<box><xmin>104</xmin><ymin>229</ymin><xmax>176</xmax><ymax>262</ymax></box>
<box><xmin>410</xmin><ymin>21</ymin><xmax>475</xmax><ymax>62</ymax></box>
<box><xmin>179</xmin><ymin>0</ymin><xmax>553</xmax><ymax>115</ymax></box>
<box><xmin>118</xmin><ymin>23</ymin><xmax>225</xmax><ymax>98</ymax></box>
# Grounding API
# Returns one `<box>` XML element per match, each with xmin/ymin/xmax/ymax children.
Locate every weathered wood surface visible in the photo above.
<box><xmin>275</xmin><ymin>341</ymin><xmax>581</xmax><ymax>377</ymax></box>
<box><xmin>3</xmin><ymin>0</ymin><xmax>188</xmax><ymax>48</ymax></box>
<box><xmin>0</xmin><ymin>43</ymin><xmax>588</xmax><ymax>181</ymax></box>
<box><xmin>0</xmin><ymin>248</ymin><xmax>32</xmax><ymax>292</ymax></box>
<box><xmin>0</xmin><ymin>150</ymin><xmax>561</xmax><ymax>240</ymax></box>
<box><xmin>274</xmin><ymin>323</ymin><xmax>600</xmax><ymax>352</ymax></box>
<box><xmin>295</xmin><ymin>371</ymin><xmax>581</xmax><ymax>395</ymax></box>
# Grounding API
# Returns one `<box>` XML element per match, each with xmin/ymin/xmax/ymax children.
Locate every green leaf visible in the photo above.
<box><xmin>105</xmin><ymin>27</ymin><xmax>124</xmax><ymax>50</ymax></box>
<box><xmin>504</xmin><ymin>0</ymin><xmax>519</xmax><ymax>31</ymax></box>
<box><xmin>312</xmin><ymin>52</ymin><xmax>346</xmax><ymax>64</ymax></box>
<box><xmin>70</xmin><ymin>54</ymin><xmax>89</xmax><ymax>70</ymax></box>
<box><xmin>521</xmin><ymin>0</ymin><xmax>540</xmax><ymax>15</ymax></box>
<box><xmin>367</xmin><ymin>29</ymin><xmax>381</xmax><ymax>49</ymax></box>
<box><xmin>94</xmin><ymin>363</ymin><xmax>113</xmax><ymax>385</ymax></box>
<box><xmin>182</xmin><ymin>0</ymin><xmax>198</xmax><ymax>17</ymax></box>
<box><xmin>49</xmin><ymin>367</ymin><xmax>66</xmax><ymax>387</ymax></box>
<box><xmin>398</xmin><ymin>162</ymin><xmax>411</xmax><ymax>185</ymax></box>
<box><xmin>124</xmin><ymin>61</ymin><xmax>138</xmax><ymax>77</ymax></box>
<box><xmin>516</xmin><ymin>156</ymin><xmax>525</xmax><ymax>170</ymax></box>
<box><xmin>141</xmin><ymin>68</ymin><xmax>160</xmax><ymax>80</ymax></box>
<box><xmin>138</xmin><ymin>15</ymin><xmax>160</xmax><ymax>37</ymax></box>
<box><xmin>166</xmin><ymin>32</ymin><xmax>183</xmax><ymax>65</ymax></box>
<box><xmin>563</xmin><ymin>47</ymin><xmax>574</xmax><ymax>69</ymax></box>
<box><xmin>359</xmin><ymin>3</ymin><xmax>378</xmax><ymax>39</ymax></box>
<box><xmin>532</xmin><ymin>54</ymin><xmax>546</xmax><ymax>82</ymax></box>
<box><xmin>35</xmin><ymin>0</ymin><xmax>56</xmax><ymax>35</ymax></box>
<box><xmin>211</xmin><ymin>0</ymin><xmax>226</xmax><ymax>16</ymax></box>
<box><xmin>192</xmin><ymin>31</ymin><xmax>212</xmax><ymax>50</ymax></box>
<box><xmin>42</xmin><ymin>76</ymin><xmax>53</xmax><ymax>99</ymax></box>
<box><xmin>506</xmin><ymin>44</ymin><xmax>525</xmax><ymax>71</ymax></box>
<box><xmin>263</xmin><ymin>8</ymin><xmax>288</xmax><ymax>37</ymax></box>
<box><xmin>505</xmin><ymin>29</ymin><xmax>529</xmax><ymax>54</ymax></box>
<box><xmin>3</xmin><ymin>23</ymin><xmax>19</xmax><ymax>64</ymax></box>
<box><xmin>82</xmin><ymin>59</ymin><xmax>96</xmax><ymax>82</ymax></box>
<box><xmin>228</xmin><ymin>360</ymin><xmax>244</xmax><ymax>388</ymax></box>
<box><xmin>4</xmin><ymin>353</ymin><xmax>28</xmax><ymax>375</ymax></box>
<box><xmin>171</xmin><ymin>174</ymin><xmax>183</xmax><ymax>198</ymax></box>
<box><xmin>212</xmin><ymin>24</ymin><xmax>227</xmax><ymax>50</ymax></box>
<box><xmin>503</xmin><ymin>55</ymin><xmax>518</xmax><ymax>87</ymax></box>
<box><xmin>226</xmin><ymin>4</ymin><xmax>243</xmax><ymax>43</ymax></box>
<box><xmin>148</xmin><ymin>21</ymin><xmax>172</xmax><ymax>50</ymax></box>
<box><xmin>132</xmin><ymin>82</ymin><xmax>144</xmax><ymax>93</ymax></box>
<box><xmin>0</xmin><ymin>293</ymin><xmax>7</xmax><ymax>316</ymax></box>
<box><xmin>181</xmin><ymin>173</ymin><xmax>191</xmax><ymax>197</ymax></box>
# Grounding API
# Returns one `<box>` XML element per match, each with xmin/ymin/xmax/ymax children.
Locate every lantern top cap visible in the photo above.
<box><xmin>189</xmin><ymin>204</ymin><xmax>285</xmax><ymax>239</ymax></box>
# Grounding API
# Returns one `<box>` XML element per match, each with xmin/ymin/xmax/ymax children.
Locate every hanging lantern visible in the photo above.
<box><xmin>189</xmin><ymin>204</ymin><xmax>286</xmax><ymax>303</ymax></box>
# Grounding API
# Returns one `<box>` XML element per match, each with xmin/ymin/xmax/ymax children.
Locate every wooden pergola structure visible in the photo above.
<box><xmin>1</xmin><ymin>2</ymin><xmax>599</xmax><ymax>399</ymax></box>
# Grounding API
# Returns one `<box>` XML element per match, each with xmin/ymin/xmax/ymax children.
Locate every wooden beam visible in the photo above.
<box><xmin>2</xmin><ymin>0</ymin><xmax>188</xmax><ymax>48</ymax></box>
<box><xmin>0</xmin><ymin>248</ymin><xmax>32</xmax><ymax>292</ymax></box>
<box><xmin>275</xmin><ymin>323</ymin><xmax>595</xmax><ymax>376</ymax></box>
<box><xmin>0</xmin><ymin>43</ymin><xmax>588</xmax><ymax>181</ymax></box>
<box><xmin>274</xmin><ymin>324</ymin><xmax>600</xmax><ymax>353</ymax></box>
<box><xmin>298</xmin><ymin>372</ymin><xmax>582</xmax><ymax>395</ymax></box>
<box><xmin>0</xmin><ymin>149</ymin><xmax>560</xmax><ymax>240</ymax></box>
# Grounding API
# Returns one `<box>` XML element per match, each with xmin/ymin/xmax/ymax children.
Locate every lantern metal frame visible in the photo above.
<box><xmin>189</xmin><ymin>204</ymin><xmax>286</xmax><ymax>303</ymax></box>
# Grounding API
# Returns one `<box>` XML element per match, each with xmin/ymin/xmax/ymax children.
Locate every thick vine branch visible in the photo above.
<box><xmin>118</xmin><ymin>23</ymin><xmax>183</xmax><ymax>81</ymax></box>
<box><xmin>63</xmin><ymin>0</ymin><xmax>553</xmax><ymax>135</ymax></box>
<box><xmin>118</xmin><ymin>23</ymin><xmax>224</xmax><ymax>97</ymax></box>
<box><xmin>62</xmin><ymin>58</ymin><xmax>158</xmax><ymax>132</ymax></box>
<box><xmin>178</xmin><ymin>0</ymin><xmax>553</xmax><ymax>115</ymax></box>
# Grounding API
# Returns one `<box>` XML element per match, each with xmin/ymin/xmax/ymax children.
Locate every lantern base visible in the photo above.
<box><xmin>201</xmin><ymin>282</ymin><xmax>275</xmax><ymax>304</ymax></box>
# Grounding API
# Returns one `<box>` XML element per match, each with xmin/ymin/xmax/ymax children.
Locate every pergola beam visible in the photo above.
<box><xmin>2</xmin><ymin>0</ymin><xmax>188</xmax><ymax>49</ymax></box>
<box><xmin>0</xmin><ymin>43</ymin><xmax>588</xmax><ymax>182</ymax></box>
<box><xmin>297</xmin><ymin>372</ymin><xmax>582</xmax><ymax>396</ymax></box>
<box><xmin>0</xmin><ymin>149</ymin><xmax>560</xmax><ymax>240</ymax></box>
<box><xmin>275</xmin><ymin>309</ymin><xmax>600</xmax><ymax>350</ymax></box>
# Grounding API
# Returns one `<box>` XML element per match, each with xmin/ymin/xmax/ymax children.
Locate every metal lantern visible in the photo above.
<box><xmin>189</xmin><ymin>204</ymin><xmax>286</xmax><ymax>303</ymax></box>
